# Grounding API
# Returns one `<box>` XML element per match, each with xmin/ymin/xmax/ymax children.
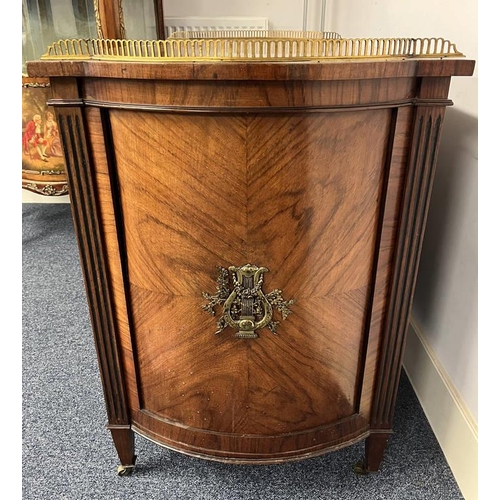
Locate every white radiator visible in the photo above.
<box><xmin>164</xmin><ymin>17</ymin><xmax>269</xmax><ymax>37</ymax></box>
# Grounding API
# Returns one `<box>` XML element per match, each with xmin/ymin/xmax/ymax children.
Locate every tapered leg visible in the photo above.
<box><xmin>353</xmin><ymin>432</ymin><xmax>391</xmax><ymax>474</ymax></box>
<box><xmin>108</xmin><ymin>425</ymin><xmax>136</xmax><ymax>476</ymax></box>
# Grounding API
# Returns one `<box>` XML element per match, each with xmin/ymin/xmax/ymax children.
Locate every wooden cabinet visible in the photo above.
<box><xmin>27</xmin><ymin>34</ymin><xmax>474</xmax><ymax>475</ymax></box>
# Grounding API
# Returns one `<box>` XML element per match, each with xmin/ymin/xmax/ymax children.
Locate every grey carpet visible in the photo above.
<box><xmin>22</xmin><ymin>203</ymin><xmax>464</xmax><ymax>500</ymax></box>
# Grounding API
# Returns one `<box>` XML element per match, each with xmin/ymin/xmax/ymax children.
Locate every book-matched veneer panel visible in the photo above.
<box><xmin>109</xmin><ymin>111</ymin><xmax>248</xmax><ymax>296</ymax></box>
<box><xmin>106</xmin><ymin>108</ymin><xmax>392</xmax><ymax>457</ymax></box>
<box><xmin>245</xmin><ymin>111</ymin><xmax>391</xmax><ymax>296</ymax></box>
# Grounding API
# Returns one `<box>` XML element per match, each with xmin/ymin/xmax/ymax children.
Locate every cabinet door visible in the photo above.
<box><xmin>101</xmin><ymin>108</ymin><xmax>393</xmax><ymax>460</ymax></box>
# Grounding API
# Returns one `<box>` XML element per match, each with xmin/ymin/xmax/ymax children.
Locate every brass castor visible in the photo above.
<box><xmin>353</xmin><ymin>461</ymin><xmax>371</xmax><ymax>475</ymax></box>
<box><xmin>117</xmin><ymin>464</ymin><xmax>135</xmax><ymax>477</ymax></box>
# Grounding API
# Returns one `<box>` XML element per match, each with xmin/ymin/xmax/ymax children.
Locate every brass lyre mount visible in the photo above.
<box><xmin>202</xmin><ymin>264</ymin><xmax>295</xmax><ymax>338</ymax></box>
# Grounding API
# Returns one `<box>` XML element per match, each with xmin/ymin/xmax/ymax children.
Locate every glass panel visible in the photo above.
<box><xmin>22</xmin><ymin>0</ymin><xmax>97</xmax><ymax>72</ymax></box>
<box><xmin>122</xmin><ymin>0</ymin><xmax>157</xmax><ymax>40</ymax></box>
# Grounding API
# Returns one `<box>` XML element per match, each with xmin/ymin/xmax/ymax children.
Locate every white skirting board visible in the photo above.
<box><xmin>403</xmin><ymin>318</ymin><xmax>478</xmax><ymax>500</ymax></box>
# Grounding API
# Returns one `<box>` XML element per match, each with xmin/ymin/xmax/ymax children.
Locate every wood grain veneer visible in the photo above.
<box><xmin>27</xmin><ymin>57</ymin><xmax>475</xmax><ymax>473</ymax></box>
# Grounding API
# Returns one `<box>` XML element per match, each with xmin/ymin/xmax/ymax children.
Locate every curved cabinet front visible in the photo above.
<box><xmin>100</xmin><ymin>106</ymin><xmax>393</xmax><ymax>461</ymax></box>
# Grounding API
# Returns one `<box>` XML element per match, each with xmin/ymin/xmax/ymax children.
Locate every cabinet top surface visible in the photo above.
<box><xmin>27</xmin><ymin>58</ymin><xmax>475</xmax><ymax>81</ymax></box>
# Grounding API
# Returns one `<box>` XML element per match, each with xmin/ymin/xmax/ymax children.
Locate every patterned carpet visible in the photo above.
<box><xmin>22</xmin><ymin>203</ymin><xmax>464</xmax><ymax>500</ymax></box>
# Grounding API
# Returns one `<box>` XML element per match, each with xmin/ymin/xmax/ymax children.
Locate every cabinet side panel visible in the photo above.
<box><xmin>359</xmin><ymin>106</ymin><xmax>414</xmax><ymax>417</ymax></box>
<box><xmin>85</xmin><ymin>106</ymin><xmax>140</xmax><ymax>411</ymax></box>
<box><xmin>372</xmin><ymin>103</ymin><xmax>448</xmax><ymax>428</ymax></box>
<box><xmin>54</xmin><ymin>105</ymin><xmax>129</xmax><ymax>426</ymax></box>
